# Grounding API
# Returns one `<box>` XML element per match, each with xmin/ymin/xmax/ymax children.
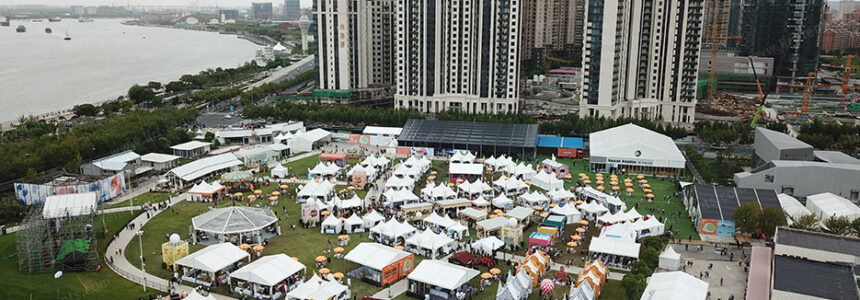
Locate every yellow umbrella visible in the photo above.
<box><xmin>580</xmin><ymin>220</ymin><xmax>589</xmax><ymax>225</ymax></box>
<box><xmin>576</xmin><ymin>227</ymin><xmax>586</xmax><ymax>233</ymax></box>
<box><xmin>595</xmin><ymin>173</ymin><xmax>603</xmax><ymax>177</ymax></box>
<box><xmin>494</xmin><ymin>209</ymin><xmax>503</xmax><ymax>214</ymax></box>
<box><xmin>564</xmin><ymin>174</ymin><xmax>572</xmax><ymax>179</ymax></box>
<box><xmin>234</xmin><ymin>192</ymin><xmax>244</xmax><ymax>197</ymax></box>
<box><xmin>247</xmin><ymin>195</ymin><xmax>257</xmax><ymax>200</ymax></box>
<box><xmin>625</xmin><ymin>182</ymin><xmax>633</xmax><ymax>187</ymax></box>
<box><xmin>642</xmin><ymin>184</ymin><xmax>651</xmax><ymax>188</ymax></box>
<box><xmin>624</xmin><ymin>178</ymin><xmax>632</xmax><ymax>182</ymax></box>
<box><xmin>639</xmin><ymin>179</ymin><xmax>648</xmax><ymax>184</ymax></box>
<box><xmin>338</xmin><ymin>235</ymin><xmax>349</xmax><ymax>240</ymax></box>
<box><xmin>578</xmin><ymin>173</ymin><xmax>586</xmax><ymax>177</ymax></box>
<box><xmin>566</xmin><ymin>241</ymin><xmax>578</xmax><ymax>247</ymax></box>
<box><xmin>610</xmin><ymin>181</ymin><xmax>618</xmax><ymax>186</ymax></box>
<box><xmin>292</xmin><ymin>256</ymin><xmax>300</xmax><ymax>261</ymax></box>
<box><xmin>481</xmin><ymin>272</ymin><xmax>493</xmax><ymax>279</ymax></box>
<box><xmin>643</xmin><ymin>189</ymin><xmax>652</xmax><ymax>193</ymax></box>
<box><xmin>428</xmin><ymin>176</ymin><xmax>436</xmax><ymax>181</ymax></box>
<box><xmin>626</xmin><ymin>188</ymin><xmax>635</xmax><ymax>193</ymax></box>
<box><xmin>290</xmin><ymin>177</ymin><xmax>298</xmax><ymax>182</ymax></box>
<box><xmin>533</xmin><ymin>206</ymin><xmax>543</xmax><ymax>211</ymax></box>
<box><xmin>272</xmin><ymin>191</ymin><xmax>281</xmax><ymax>196</ymax></box>
<box><xmin>334</xmin><ymin>247</ymin><xmax>344</xmax><ymax>253</ymax></box>
<box><xmin>321</xmin><ymin>211</ymin><xmax>330</xmax><ymax>216</ymax></box>
<box><xmin>239</xmin><ymin>244</ymin><xmax>250</xmax><ymax>250</ymax></box>
<box><xmin>252</xmin><ymin>245</ymin><xmax>265</xmax><ymax>251</ymax></box>
<box><xmin>549</xmin><ymin>203</ymin><xmax>557</xmax><ymax>208</ymax></box>
<box><xmin>315</xmin><ymin>256</ymin><xmax>327</xmax><ymax>263</ymax></box>
<box><xmin>254</xmin><ymin>189</ymin><xmax>263</xmax><ymax>195</ymax></box>
<box><xmin>646</xmin><ymin>193</ymin><xmax>655</xmax><ymax>198</ymax></box>
<box><xmin>338</xmin><ymin>217</ymin><xmax>346</xmax><ymax>221</ymax></box>
<box><xmin>637</xmin><ymin>175</ymin><xmax>645</xmax><ymax>179</ymax></box>
<box><xmin>430</xmin><ymin>171</ymin><xmax>438</xmax><ymax>175</ymax></box>
<box><xmin>572</xmin><ymin>235</ymin><xmax>582</xmax><ymax>241</ymax></box>
<box><xmin>394</xmin><ymin>245</ymin><xmax>405</xmax><ymax>250</ymax></box>
<box><xmin>447</xmin><ymin>182</ymin><xmax>455</xmax><ymax>187</ymax></box>
<box><xmin>496</xmin><ymin>212</ymin><xmax>506</xmax><ymax>216</ymax></box>
<box><xmin>333</xmin><ymin>272</ymin><xmax>345</xmax><ymax>279</ymax></box>
<box><xmin>612</xmin><ymin>186</ymin><xmax>620</xmax><ymax>191</ymax></box>
<box><xmin>279</xmin><ymin>184</ymin><xmax>289</xmax><ymax>189</ymax></box>
<box><xmin>329</xmin><ymin>178</ymin><xmax>337</xmax><ymax>183</ymax></box>
<box><xmin>583</xmin><ymin>180</ymin><xmax>592</xmax><ymax>184</ymax></box>
<box><xmin>575</xmin><ymin>200</ymin><xmax>584</xmax><ymax>205</ymax></box>
<box><xmin>489</xmin><ymin>268</ymin><xmax>502</xmax><ymax>275</ymax></box>
<box><xmin>596</xmin><ymin>186</ymin><xmax>605</xmax><ymax>191</ymax></box>
<box><xmin>457</xmin><ymin>178</ymin><xmax>465</xmax><ymax>183</ymax></box>
<box><xmin>319</xmin><ymin>268</ymin><xmax>330</xmax><ymax>274</ymax></box>
<box><xmin>540</xmin><ymin>212</ymin><xmax>549</xmax><ymax>218</ymax></box>
<box><xmin>347</xmin><ymin>186</ymin><xmax>356</xmax><ymax>191</ymax></box>
<box><xmin>268</xmin><ymin>196</ymin><xmax>278</xmax><ymax>201</ymax></box>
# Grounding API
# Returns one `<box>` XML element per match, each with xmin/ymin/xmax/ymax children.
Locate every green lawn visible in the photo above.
<box><xmin>0</xmin><ymin>210</ymin><xmax>151</xmax><ymax>300</ymax></box>
<box><xmin>106</xmin><ymin>192</ymin><xmax>170</xmax><ymax>209</ymax></box>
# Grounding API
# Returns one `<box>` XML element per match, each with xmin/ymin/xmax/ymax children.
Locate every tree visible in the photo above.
<box><xmin>204</xmin><ymin>132</ymin><xmax>215</xmax><ymax>142</ymax></box>
<box><xmin>733</xmin><ymin>202</ymin><xmax>761</xmax><ymax>235</ymax></box>
<box><xmin>851</xmin><ymin>218</ymin><xmax>860</xmax><ymax>238</ymax></box>
<box><xmin>759</xmin><ymin>207</ymin><xmax>787</xmax><ymax>237</ymax></box>
<box><xmin>72</xmin><ymin>104</ymin><xmax>99</xmax><ymax>117</ymax></box>
<box><xmin>825</xmin><ymin>216</ymin><xmax>853</xmax><ymax>235</ymax></box>
<box><xmin>621</xmin><ymin>273</ymin><xmax>647</xmax><ymax>299</ymax></box>
<box><xmin>128</xmin><ymin>84</ymin><xmax>156</xmax><ymax>105</ymax></box>
<box><xmin>150</xmin><ymin>96</ymin><xmax>164</xmax><ymax>108</ymax></box>
<box><xmin>65</xmin><ymin>152</ymin><xmax>82</xmax><ymax>172</ymax></box>
<box><xmin>790</xmin><ymin>214</ymin><xmax>821</xmax><ymax>231</ymax></box>
<box><xmin>640</xmin><ymin>248</ymin><xmax>660</xmax><ymax>270</ymax></box>
<box><xmin>100</xmin><ymin>101</ymin><xmax>120</xmax><ymax>115</ymax></box>
<box><xmin>165</xmin><ymin>81</ymin><xmax>188</xmax><ymax>93</ymax></box>
<box><xmin>147</xmin><ymin>81</ymin><xmax>162</xmax><ymax>90</ymax></box>
<box><xmin>629</xmin><ymin>261</ymin><xmax>652</xmax><ymax>276</ymax></box>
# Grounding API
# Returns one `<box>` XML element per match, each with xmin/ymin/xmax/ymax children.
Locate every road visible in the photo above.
<box><xmin>246</xmin><ymin>55</ymin><xmax>315</xmax><ymax>90</ymax></box>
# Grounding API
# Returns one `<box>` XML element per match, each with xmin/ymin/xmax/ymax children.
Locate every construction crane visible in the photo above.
<box><xmin>545</xmin><ymin>56</ymin><xmax>571</xmax><ymax>74</ymax></box>
<box><xmin>778</xmin><ymin>72</ymin><xmax>817</xmax><ymax>119</ymax></box>
<box><xmin>819</xmin><ymin>54</ymin><xmax>858</xmax><ymax>110</ymax></box>
<box><xmin>706</xmin><ymin>24</ymin><xmax>742</xmax><ymax>99</ymax></box>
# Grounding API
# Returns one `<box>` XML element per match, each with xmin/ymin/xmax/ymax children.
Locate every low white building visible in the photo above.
<box><xmin>288</xmin><ymin>128</ymin><xmax>331</xmax><ymax>152</ymax></box>
<box><xmin>171</xmin><ymin>141</ymin><xmax>212</xmax><ymax>158</ymax></box>
<box><xmin>165</xmin><ymin>153</ymin><xmax>242</xmax><ymax>187</ymax></box>
<box><xmin>141</xmin><ymin>153</ymin><xmax>180</xmax><ymax>172</ymax></box>
<box><xmin>806</xmin><ymin>192</ymin><xmax>860</xmax><ymax>221</ymax></box>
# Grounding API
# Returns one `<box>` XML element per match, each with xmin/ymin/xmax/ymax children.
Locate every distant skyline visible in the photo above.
<box><xmin>3</xmin><ymin>0</ymin><xmax>312</xmax><ymax>9</ymax></box>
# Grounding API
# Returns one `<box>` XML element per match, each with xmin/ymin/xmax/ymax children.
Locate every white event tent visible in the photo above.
<box><xmin>320</xmin><ymin>215</ymin><xmax>342</xmax><ymax>234</ymax></box>
<box><xmin>639</xmin><ymin>271</ymin><xmax>708</xmax><ymax>300</ymax></box>
<box><xmin>370</xmin><ymin>219</ymin><xmax>417</xmax><ymax>244</ymax></box>
<box><xmin>405</xmin><ymin>229</ymin><xmax>456</xmax><ymax>258</ymax></box>
<box><xmin>270</xmin><ymin>164</ymin><xmax>288</xmax><ymax>178</ymax></box>
<box><xmin>286</xmin><ymin>274</ymin><xmax>349</xmax><ymax>300</ymax></box>
<box><xmin>344</xmin><ymin>214</ymin><xmax>364</xmax><ymax>233</ymax></box>
<box><xmin>363</xmin><ymin>210</ymin><xmax>385</xmax><ymax>228</ymax></box>
<box><xmin>229</xmin><ymin>254</ymin><xmax>306</xmax><ymax>297</ymax></box>
<box><xmin>549</xmin><ymin>204</ymin><xmax>582</xmax><ymax>224</ymax></box>
<box><xmin>531</xmin><ymin>171</ymin><xmax>564</xmax><ymax>191</ymax></box>
<box><xmin>175</xmin><ymin>243</ymin><xmax>250</xmax><ymax>285</ymax></box>
<box><xmin>805</xmin><ymin>192</ymin><xmax>860</xmax><ymax>221</ymax></box>
<box><xmin>519</xmin><ymin>191</ymin><xmax>550</xmax><ymax>206</ymax></box>
<box><xmin>493</xmin><ymin>177</ymin><xmax>529</xmax><ymax>196</ymax></box>
<box><xmin>547</xmin><ymin>188</ymin><xmax>576</xmax><ymax>202</ymax></box>
<box><xmin>659</xmin><ymin>246</ymin><xmax>681</xmax><ymax>270</ymax></box>
<box><xmin>41</xmin><ymin>192</ymin><xmax>97</xmax><ymax>219</ymax></box>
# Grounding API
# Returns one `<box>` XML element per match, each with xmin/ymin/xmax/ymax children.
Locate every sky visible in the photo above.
<box><xmin>4</xmin><ymin>0</ymin><xmax>313</xmax><ymax>9</ymax></box>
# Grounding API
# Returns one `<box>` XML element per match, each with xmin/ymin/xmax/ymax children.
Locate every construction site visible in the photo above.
<box><xmin>16</xmin><ymin>193</ymin><xmax>102</xmax><ymax>274</ymax></box>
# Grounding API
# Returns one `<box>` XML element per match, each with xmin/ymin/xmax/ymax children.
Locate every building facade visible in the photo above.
<box><xmin>702</xmin><ymin>0</ymin><xmax>743</xmax><ymax>50</ymax></box>
<box><xmin>520</xmin><ymin>0</ymin><xmax>585</xmax><ymax>68</ymax></box>
<box><xmin>252</xmin><ymin>2</ymin><xmax>274</xmax><ymax>21</ymax></box>
<box><xmin>283</xmin><ymin>0</ymin><xmax>302</xmax><ymax>20</ymax></box>
<box><xmin>739</xmin><ymin>0</ymin><xmax>825</xmax><ymax>79</ymax></box>
<box><xmin>394</xmin><ymin>0</ymin><xmax>522</xmax><ymax>114</ymax></box>
<box><xmin>580</xmin><ymin>0</ymin><xmax>705</xmax><ymax>123</ymax></box>
<box><xmin>314</xmin><ymin>0</ymin><xmax>395</xmax><ymax>91</ymax></box>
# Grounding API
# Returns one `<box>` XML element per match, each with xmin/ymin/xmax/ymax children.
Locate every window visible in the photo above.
<box><xmin>781</xmin><ymin>186</ymin><xmax>794</xmax><ymax>196</ymax></box>
<box><xmin>764</xmin><ymin>174</ymin><xmax>774</xmax><ymax>183</ymax></box>
<box><xmin>851</xmin><ymin>190</ymin><xmax>860</xmax><ymax>201</ymax></box>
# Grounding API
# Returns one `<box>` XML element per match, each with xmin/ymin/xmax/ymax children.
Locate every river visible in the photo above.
<box><xmin>0</xmin><ymin>18</ymin><xmax>260</xmax><ymax>122</ymax></box>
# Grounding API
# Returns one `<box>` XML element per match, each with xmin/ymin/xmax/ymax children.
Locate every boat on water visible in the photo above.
<box><xmin>78</xmin><ymin>17</ymin><xmax>93</xmax><ymax>23</ymax></box>
<box><xmin>0</xmin><ymin>16</ymin><xmax>10</xmax><ymax>27</ymax></box>
<box><xmin>48</xmin><ymin>17</ymin><xmax>61</xmax><ymax>22</ymax></box>
<box><xmin>45</xmin><ymin>27</ymin><xmax>52</xmax><ymax>34</ymax></box>
<box><xmin>31</xmin><ymin>19</ymin><xmax>43</xmax><ymax>22</ymax></box>
<box><xmin>64</xmin><ymin>31</ymin><xmax>71</xmax><ymax>41</ymax></box>
<box><xmin>16</xmin><ymin>25</ymin><xmax>25</xmax><ymax>33</ymax></box>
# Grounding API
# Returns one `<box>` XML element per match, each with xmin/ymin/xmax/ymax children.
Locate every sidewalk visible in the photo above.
<box><xmin>370</xmin><ymin>279</ymin><xmax>409</xmax><ymax>299</ymax></box>
<box><xmin>104</xmin><ymin>194</ymin><xmax>237</xmax><ymax>300</ymax></box>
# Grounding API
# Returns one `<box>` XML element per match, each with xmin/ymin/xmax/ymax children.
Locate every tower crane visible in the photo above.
<box><xmin>706</xmin><ymin>24</ymin><xmax>742</xmax><ymax>99</ymax></box>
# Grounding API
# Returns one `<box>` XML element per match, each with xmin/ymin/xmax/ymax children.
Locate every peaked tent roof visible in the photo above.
<box><xmin>175</xmin><ymin>243</ymin><xmax>250</xmax><ymax>273</ymax></box>
<box><xmin>230</xmin><ymin>254</ymin><xmax>306</xmax><ymax>286</ymax></box>
<box><xmin>589</xmin><ymin>124</ymin><xmax>685</xmax><ymax>168</ymax></box>
<box><xmin>640</xmin><ymin>271</ymin><xmax>708</xmax><ymax>300</ymax></box>
<box><xmin>344</xmin><ymin>242</ymin><xmax>412</xmax><ymax>270</ymax></box>
<box><xmin>192</xmin><ymin>206</ymin><xmax>278</xmax><ymax>235</ymax></box>
<box><xmin>408</xmin><ymin>260</ymin><xmax>480</xmax><ymax>290</ymax></box>
<box><xmin>286</xmin><ymin>273</ymin><xmax>348</xmax><ymax>300</ymax></box>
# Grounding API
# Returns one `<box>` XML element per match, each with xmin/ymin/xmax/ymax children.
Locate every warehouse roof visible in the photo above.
<box><xmin>757</xmin><ymin>127</ymin><xmax>812</xmax><ymax>150</ymax></box>
<box><xmin>772</xmin><ymin>255</ymin><xmax>859</xmax><ymax>300</ymax></box>
<box><xmin>776</xmin><ymin>227</ymin><xmax>860</xmax><ymax>257</ymax></box>
<box><xmin>398</xmin><ymin>119</ymin><xmax>539</xmax><ymax>149</ymax></box>
<box><xmin>813</xmin><ymin>150</ymin><xmax>860</xmax><ymax>164</ymax></box>
<box><xmin>537</xmin><ymin>136</ymin><xmax>583</xmax><ymax>148</ymax></box>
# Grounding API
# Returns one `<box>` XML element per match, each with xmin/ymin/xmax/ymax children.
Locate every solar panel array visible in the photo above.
<box><xmin>398</xmin><ymin>119</ymin><xmax>539</xmax><ymax>149</ymax></box>
<box><xmin>694</xmin><ymin>184</ymin><xmax>782</xmax><ymax>220</ymax></box>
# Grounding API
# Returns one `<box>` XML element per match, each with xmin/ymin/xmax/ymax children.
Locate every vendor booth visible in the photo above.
<box><xmin>458</xmin><ymin>180</ymin><xmax>493</xmax><ymax>200</ymax></box>
<box><xmin>347</xmin><ymin>165</ymin><xmax>371</xmax><ymax>189</ymax></box>
<box><xmin>320</xmin><ymin>153</ymin><xmax>348</xmax><ymax>167</ymax></box>
<box><xmin>459</xmin><ymin>207</ymin><xmax>487</xmax><ymax>222</ymax></box>
<box><xmin>370</xmin><ymin>219</ymin><xmax>417</xmax><ymax>245</ymax></box>
<box><xmin>508</xmin><ymin>163</ymin><xmax>537</xmax><ymax>180</ymax></box>
<box><xmin>407</xmin><ymin>260</ymin><xmax>479</xmax><ymax>300</ymax></box>
<box><xmin>577</xmin><ymin>201</ymin><xmax>609</xmax><ymax>220</ymax></box>
<box><xmin>531</xmin><ymin>171</ymin><xmax>564</xmax><ymax>191</ymax></box>
<box><xmin>363</xmin><ymin>210</ymin><xmax>385</xmax><ymax>228</ymax></box>
<box><xmin>588</xmin><ymin>237</ymin><xmax>640</xmax><ymax>269</ymax></box>
<box><xmin>528</xmin><ymin>232</ymin><xmax>553</xmax><ymax>251</ymax></box>
<box><xmin>345</xmin><ymin>243</ymin><xmax>416</xmax><ymax>287</ymax></box>
<box><xmin>578</xmin><ymin>186</ymin><xmax>626</xmax><ymax>213</ymax></box>
<box><xmin>493</xmin><ymin>177</ymin><xmax>529</xmax><ymax>196</ymax></box>
<box><xmin>492</xmin><ymin>194</ymin><xmax>515</xmax><ymax>210</ymax></box>
<box><xmin>541</xmin><ymin>157</ymin><xmax>570</xmax><ymax>178</ymax></box>
<box><xmin>658</xmin><ymin>246</ymin><xmax>681</xmax><ymax>270</ymax></box>
<box><xmin>394</xmin><ymin>164</ymin><xmax>425</xmax><ymax>180</ymax></box>
<box><xmin>506</xmin><ymin>206</ymin><xmax>535</xmax><ymax>225</ymax></box>
<box><xmin>382</xmin><ymin>189</ymin><xmax>421</xmax><ymax>208</ymax></box>
<box><xmin>405</xmin><ymin>229</ymin><xmax>456</xmax><ymax>258</ymax></box>
<box><xmin>175</xmin><ymin>243</ymin><xmax>250</xmax><ymax>287</ymax></box>
<box><xmin>542</xmin><ymin>215</ymin><xmax>567</xmax><ymax>232</ymax></box>
<box><xmin>519</xmin><ymin>191</ymin><xmax>550</xmax><ymax>206</ymax></box>
<box><xmin>187</xmin><ymin>181</ymin><xmax>227</xmax><ymax>202</ymax></box>
<box><xmin>307</xmin><ymin>162</ymin><xmax>340</xmax><ymax>179</ymax></box>
<box><xmin>471</xmin><ymin>236</ymin><xmax>504</xmax><ymax>253</ymax></box>
<box><xmin>421</xmin><ymin>183</ymin><xmax>458</xmax><ymax>203</ymax></box>
<box><xmin>192</xmin><ymin>206</ymin><xmax>279</xmax><ymax>245</ymax></box>
<box><xmin>229</xmin><ymin>254</ymin><xmax>306</xmax><ymax>299</ymax></box>
<box><xmin>297</xmin><ymin>180</ymin><xmax>335</xmax><ymax>203</ymax></box>
<box><xmin>384</xmin><ymin>176</ymin><xmax>416</xmax><ymax>192</ymax></box>
<box><xmin>286</xmin><ymin>274</ymin><xmax>350</xmax><ymax>300</ymax></box>
<box><xmin>333</xmin><ymin>194</ymin><xmax>363</xmax><ymax>210</ymax></box>
<box><xmin>162</xmin><ymin>234</ymin><xmax>189</xmax><ymax>270</ymax></box>
<box><xmin>320</xmin><ymin>215</ymin><xmax>343</xmax><ymax>234</ymax></box>
<box><xmin>547</xmin><ymin>188</ymin><xmax>576</xmax><ymax>202</ymax></box>
<box><xmin>270</xmin><ymin>164</ymin><xmax>288</xmax><ymax>179</ymax></box>
<box><xmin>630</xmin><ymin>215</ymin><xmax>665</xmax><ymax>238</ymax></box>
<box><xmin>549</xmin><ymin>204</ymin><xmax>582</xmax><ymax>224</ymax></box>
<box><xmin>344</xmin><ymin>213</ymin><xmax>364</xmax><ymax>233</ymax></box>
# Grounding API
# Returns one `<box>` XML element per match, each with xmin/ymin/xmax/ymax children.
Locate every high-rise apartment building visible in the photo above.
<box><xmin>520</xmin><ymin>0</ymin><xmax>585</xmax><ymax>67</ymax></box>
<box><xmin>702</xmin><ymin>0</ymin><xmax>743</xmax><ymax>50</ymax></box>
<box><xmin>739</xmin><ymin>0</ymin><xmax>824</xmax><ymax>79</ymax></box>
<box><xmin>283</xmin><ymin>0</ymin><xmax>302</xmax><ymax>20</ymax></box>
<box><xmin>580</xmin><ymin>0</ymin><xmax>705</xmax><ymax>123</ymax></box>
<box><xmin>252</xmin><ymin>2</ymin><xmax>274</xmax><ymax>21</ymax></box>
<box><xmin>394</xmin><ymin>0</ymin><xmax>521</xmax><ymax>114</ymax></box>
<box><xmin>314</xmin><ymin>0</ymin><xmax>395</xmax><ymax>91</ymax></box>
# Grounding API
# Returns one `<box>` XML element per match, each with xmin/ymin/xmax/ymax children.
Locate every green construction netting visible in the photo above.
<box><xmin>55</xmin><ymin>239</ymin><xmax>92</xmax><ymax>262</ymax></box>
<box><xmin>313</xmin><ymin>89</ymin><xmax>352</xmax><ymax>99</ymax></box>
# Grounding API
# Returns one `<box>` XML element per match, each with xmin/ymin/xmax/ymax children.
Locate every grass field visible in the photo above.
<box><xmin>0</xmin><ymin>210</ymin><xmax>151</xmax><ymax>300</ymax></box>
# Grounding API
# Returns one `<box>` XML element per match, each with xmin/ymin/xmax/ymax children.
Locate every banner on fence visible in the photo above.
<box><xmin>15</xmin><ymin>173</ymin><xmax>126</xmax><ymax>205</ymax></box>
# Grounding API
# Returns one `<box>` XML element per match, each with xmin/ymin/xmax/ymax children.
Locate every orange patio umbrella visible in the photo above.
<box><xmin>338</xmin><ymin>235</ymin><xmax>349</xmax><ymax>240</ymax></box>
<box><xmin>347</xmin><ymin>186</ymin><xmax>356</xmax><ymax>191</ymax></box>
<box><xmin>239</xmin><ymin>244</ymin><xmax>251</xmax><ymax>250</ymax></box>
<box><xmin>315</xmin><ymin>256</ymin><xmax>327</xmax><ymax>263</ymax></box>
<box><xmin>430</xmin><ymin>171</ymin><xmax>438</xmax><ymax>175</ymax></box>
<box><xmin>637</xmin><ymin>175</ymin><xmax>645</xmax><ymax>179</ymax></box>
<box><xmin>268</xmin><ymin>196</ymin><xmax>278</xmax><ymax>201</ymax></box>
<box><xmin>564</xmin><ymin>174</ymin><xmax>572</xmax><ymax>179</ymax></box>
<box><xmin>639</xmin><ymin>179</ymin><xmax>648</xmax><ymax>184</ymax></box>
<box><xmin>583</xmin><ymin>180</ymin><xmax>592</xmax><ymax>184</ymax></box>
<box><xmin>575</xmin><ymin>200</ymin><xmax>584</xmax><ymax>205</ymax></box>
<box><xmin>394</xmin><ymin>245</ymin><xmax>405</xmax><ymax>250</ymax></box>
<box><xmin>524</xmin><ymin>180</ymin><xmax>531</xmax><ymax>185</ymax></box>
<box><xmin>611</xmin><ymin>186</ymin><xmax>620</xmax><ymax>191</ymax></box>
<box><xmin>571</xmin><ymin>235</ymin><xmax>582</xmax><ymax>241</ymax></box>
<box><xmin>254</xmin><ymin>189</ymin><xmax>263</xmax><ymax>195</ymax></box>
<box><xmin>643</xmin><ymin>189</ymin><xmax>652</xmax><ymax>193</ymax></box>
<box><xmin>481</xmin><ymin>272</ymin><xmax>493</xmax><ymax>279</ymax></box>
<box><xmin>490</xmin><ymin>268</ymin><xmax>502</xmax><ymax>275</ymax></box>
<box><xmin>625</xmin><ymin>182</ymin><xmax>633</xmax><ymax>187</ymax></box>
<box><xmin>626</xmin><ymin>188</ymin><xmax>635</xmax><ymax>193</ymax></box>
<box><xmin>292</xmin><ymin>256</ymin><xmax>300</xmax><ymax>261</ymax></box>
<box><xmin>576</xmin><ymin>227</ymin><xmax>586</xmax><ymax>233</ymax></box>
<box><xmin>566</xmin><ymin>241</ymin><xmax>578</xmax><ymax>247</ymax></box>
<box><xmin>333</xmin><ymin>272</ymin><xmax>345</xmax><ymax>279</ymax></box>
<box><xmin>272</xmin><ymin>191</ymin><xmax>281</xmax><ymax>196</ymax></box>
<box><xmin>290</xmin><ymin>177</ymin><xmax>298</xmax><ymax>182</ymax></box>
<box><xmin>646</xmin><ymin>193</ymin><xmax>655</xmax><ymax>198</ymax></box>
<box><xmin>642</xmin><ymin>184</ymin><xmax>651</xmax><ymax>188</ymax></box>
<box><xmin>234</xmin><ymin>192</ymin><xmax>244</xmax><ymax>197</ymax></box>
<box><xmin>321</xmin><ymin>211</ymin><xmax>331</xmax><ymax>216</ymax></box>
<box><xmin>279</xmin><ymin>184</ymin><xmax>289</xmax><ymax>189</ymax></box>
<box><xmin>578</xmin><ymin>173</ymin><xmax>586</xmax><ymax>177</ymax></box>
<box><xmin>448</xmin><ymin>183</ymin><xmax>455</xmax><ymax>187</ymax></box>
<box><xmin>319</xmin><ymin>268</ymin><xmax>330</xmax><ymax>274</ymax></box>
<box><xmin>580</xmin><ymin>220</ymin><xmax>589</xmax><ymax>225</ymax></box>
<box><xmin>540</xmin><ymin>212</ymin><xmax>549</xmax><ymax>218</ymax></box>
<box><xmin>549</xmin><ymin>203</ymin><xmax>557</xmax><ymax>208</ymax></box>
<box><xmin>596</xmin><ymin>186</ymin><xmax>605</xmax><ymax>191</ymax></box>
<box><xmin>252</xmin><ymin>245</ymin><xmax>265</xmax><ymax>251</ymax></box>
<box><xmin>247</xmin><ymin>195</ymin><xmax>257</xmax><ymax>200</ymax></box>
<box><xmin>533</xmin><ymin>206</ymin><xmax>543</xmax><ymax>211</ymax></box>
<box><xmin>334</xmin><ymin>247</ymin><xmax>344</xmax><ymax>253</ymax></box>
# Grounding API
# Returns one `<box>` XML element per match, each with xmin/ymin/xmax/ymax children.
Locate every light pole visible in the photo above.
<box><xmin>137</xmin><ymin>230</ymin><xmax>146</xmax><ymax>292</ymax></box>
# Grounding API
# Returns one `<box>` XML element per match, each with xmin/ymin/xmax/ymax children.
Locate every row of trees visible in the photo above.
<box><xmin>620</xmin><ymin>236</ymin><xmax>670</xmax><ymax>299</ymax></box>
<box><xmin>797</xmin><ymin>119</ymin><xmax>860</xmax><ymax>154</ymax></box>
<box><xmin>0</xmin><ymin>107</ymin><xmax>198</xmax><ymax>184</ymax></box>
<box><xmin>243</xmin><ymin>102</ymin><xmax>426</xmax><ymax>127</ymax></box>
<box><xmin>539</xmin><ymin>115</ymin><xmax>690</xmax><ymax>138</ymax></box>
<box><xmin>685</xmin><ymin>146</ymin><xmax>746</xmax><ymax>185</ymax></box>
<box><xmin>732</xmin><ymin>202</ymin><xmax>787</xmax><ymax>238</ymax></box>
<box><xmin>790</xmin><ymin>214</ymin><xmax>860</xmax><ymax>237</ymax></box>
<box><xmin>239</xmin><ymin>69</ymin><xmax>316</xmax><ymax>105</ymax></box>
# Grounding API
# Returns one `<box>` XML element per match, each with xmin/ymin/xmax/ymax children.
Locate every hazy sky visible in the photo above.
<box><xmin>5</xmin><ymin>0</ymin><xmax>313</xmax><ymax>9</ymax></box>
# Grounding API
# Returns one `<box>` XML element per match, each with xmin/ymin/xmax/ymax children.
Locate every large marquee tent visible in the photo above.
<box><xmin>588</xmin><ymin>124</ymin><xmax>686</xmax><ymax>176</ymax></box>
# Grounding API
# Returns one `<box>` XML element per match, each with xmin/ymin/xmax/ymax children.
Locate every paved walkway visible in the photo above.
<box><xmin>104</xmin><ymin>194</ymin><xmax>237</xmax><ymax>300</ymax></box>
<box><xmin>371</xmin><ymin>279</ymin><xmax>409</xmax><ymax>299</ymax></box>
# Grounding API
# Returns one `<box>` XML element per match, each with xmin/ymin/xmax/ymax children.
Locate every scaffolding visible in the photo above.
<box><xmin>16</xmin><ymin>202</ymin><xmax>101</xmax><ymax>274</ymax></box>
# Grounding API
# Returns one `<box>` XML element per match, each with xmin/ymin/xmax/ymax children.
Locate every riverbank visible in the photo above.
<box><xmin>122</xmin><ymin>20</ymin><xmax>276</xmax><ymax>46</ymax></box>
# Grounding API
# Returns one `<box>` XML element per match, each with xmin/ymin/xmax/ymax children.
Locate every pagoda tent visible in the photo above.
<box><xmin>344</xmin><ymin>214</ymin><xmax>365</xmax><ymax>233</ymax></box>
<box><xmin>270</xmin><ymin>164</ymin><xmax>289</xmax><ymax>178</ymax></box>
<box><xmin>320</xmin><ymin>215</ymin><xmax>343</xmax><ymax>234</ymax></box>
<box><xmin>363</xmin><ymin>210</ymin><xmax>385</xmax><ymax>228</ymax></box>
<box><xmin>531</xmin><ymin>171</ymin><xmax>564</xmax><ymax>191</ymax></box>
<box><xmin>659</xmin><ymin>246</ymin><xmax>681</xmax><ymax>270</ymax></box>
<box><xmin>549</xmin><ymin>204</ymin><xmax>582</xmax><ymax>224</ymax></box>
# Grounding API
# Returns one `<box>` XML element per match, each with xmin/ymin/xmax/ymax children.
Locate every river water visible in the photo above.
<box><xmin>0</xmin><ymin>18</ymin><xmax>259</xmax><ymax>122</ymax></box>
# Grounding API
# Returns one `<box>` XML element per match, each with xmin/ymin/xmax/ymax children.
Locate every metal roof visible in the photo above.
<box><xmin>537</xmin><ymin>136</ymin><xmax>584</xmax><ymax>148</ymax></box>
<box><xmin>772</xmin><ymin>255</ymin><xmax>859</xmax><ymax>300</ymax></box>
<box><xmin>398</xmin><ymin>119</ymin><xmax>539</xmax><ymax>149</ymax></box>
<box><xmin>813</xmin><ymin>150</ymin><xmax>860</xmax><ymax>164</ymax></box>
<box><xmin>170</xmin><ymin>141</ymin><xmax>212</xmax><ymax>151</ymax></box>
<box><xmin>756</xmin><ymin>127</ymin><xmax>812</xmax><ymax>150</ymax></box>
<box><xmin>776</xmin><ymin>227</ymin><xmax>860</xmax><ymax>257</ymax></box>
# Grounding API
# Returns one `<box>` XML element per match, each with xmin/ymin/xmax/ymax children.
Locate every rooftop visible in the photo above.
<box><xmin>813</xmin><ymin>150</ymin><xmax>860</xmax><ymax>164</ymax></box>
<box><xmin>588</xmin><ymin>124</ymin><xmax>685</xmax><ymax>166</ymax></box>
<box><xmin>91</xmin><ymin>150</ymin><xmax>140</xmax><ymax>171</ymax></box>
<box><xmin>756</xmin><ymin>127</ymin><xmax>812</xmax><ymax>150</ymax></box>
<box><xmin>693</xmin><ymin>184</ymin><xmax>781</xmax><ymax>220</ymax></box>
<box><xmin>167</xmin><ymin>153</ymin><xmax>242</xmax><ymax>182</ymax></box>
<box><xmin>772</xmin><ymin>255</ymin><xmax>859</xmax><ymax>300</ymax></box>
<box><xmin>398</xmin><ymin>119</ymin><xmax>539</xmax><ymax>149</ymax></box>
<box><xmin>775</xmin><ymin>227</ymin><xmax>860</xmax><ymax>257</ymax></box>
<box><xmin>170</xmin><ymin>141</ymin><xmax>212</xmax><ymax>151</ymax></box>
<box><xmin>140</xmin><ymin>153</ymin><xmax>180</xmax><ymax>164</ymax></box>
